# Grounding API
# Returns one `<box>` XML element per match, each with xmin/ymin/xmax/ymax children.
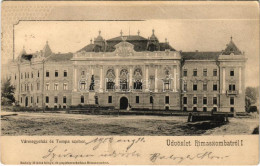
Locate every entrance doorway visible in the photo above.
<box><xmin>25</xmin><ymin>97</ymin><xmax>28</xmax><ymax>107</ymax></box>
<box><xmin>120</xmin><ymin>97</ymin><xmax>128</xmax><ymax>109</ymax></box>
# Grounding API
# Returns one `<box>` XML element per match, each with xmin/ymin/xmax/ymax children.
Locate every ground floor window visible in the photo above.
<box><xmin>81</xmin><ymin>96</ymin><xmax>84</xmax><ymax>104</ymax></box>
<box><xmin>95</xmin><ymin>96</ymin><xmax>98</xmax><ymax>104</ymax></box>
<box><xmin>46</xmin><ymin>96</ymin><xmax>49</xmax><ymax>103</ymax></box>
<box><xmin>183</xmin><ymin>97</ymin><xmax>187</xmax><ymax>104</ymax></box>
<box><xmin>193</xmin><ymin>107</ymin><xmax>197</xmax><ymax>111</ymax></box>
<box><xmin>150</xmin><ymin>96</ymin><xmax>153</xmax><ymax>104</ymax></box>
<box><xmin>230</xmin><ymin>97</ymin><xmax>235</xmax><ymax>105</ymax></box>
<box><xmin>136</xmin><ymin>96</ymin><xmax>139</xmax><ymax>104</ymax></box>
<box><xmin>63</xmin><ymin>96</ymin><xmax>67</xmax><ymax>104</ymax></box>
<box><xmin>21</xmin><ymin>97</ymin><xmax>23</xmax><ymax>103</ymax></box>
<box><xmin>183</xmin><ymin>107</ymin><xmax>187</xmax><ymax>111</ymax></box>
<box><xmin>230</xmin><ymin>107</ymin><xmax>234</xmax><ymax>112</ymax></box>
<box><xmin>37</xmin><ymin>96</ymin><xmax>39</xmax><ymax>103</ymax></box>
<box><xmin>165</xmin><ymin>106</ymin><xmax>169</xmax><ymax>111</ymax></box>
<box><xmin>54</xmin><ymin>96</ymin><xmax>58</xmax><ymax>103</ymax></box>
<box><xmin>213</xmin><ymin>107</ymin><xmax>217</xmax><ymax>112</ymax></box>
<box><xmin>203</xmin><ymin>107</ymin><xmax>207</xmax><ymax>112</ymax></box>
<box><xmin>165</xmin><ymin>96</ymin><xmax>169</xmax><ymax>104</ymax></box>
<box><xmin>108</xmin><ymin>96</ymin><xmax>112</xmax><ymax>103</ymax></box>
<box><xmin>63</xmin><ymin>105</ymin><xmax>67</xmax><ymax>109</ymax></box>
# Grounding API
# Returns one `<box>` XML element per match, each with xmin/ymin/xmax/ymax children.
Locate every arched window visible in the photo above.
<box><xmin>106</xmin><ymin>69</ymin><xmax>115</xmax><ymax>90</ymax></box>
<box><xmin>120</xmin><ymin>69</ymin><xmax>128</xmax><ymax>90</ymax></box>
<box><xmin>133</xmin><ymin>68</ymin><xmax>142</xmax><ymax>90</ymax></box>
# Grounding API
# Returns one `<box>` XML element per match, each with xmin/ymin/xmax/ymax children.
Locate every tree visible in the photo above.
<box><xmin>1</xmin><ymin>78</ymin><xmax>15</xmax><ymax>105</ymax></box>
<box><xmin>245</xmin><ymin>87</ymin><xmax>258</xmax><ymax>112</ymax></box>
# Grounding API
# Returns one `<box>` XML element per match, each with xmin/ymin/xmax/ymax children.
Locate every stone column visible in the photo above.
<box><xmin>115</xmin><ymin>67</ymin><xmax>119</xmax><ymax>91</ymax></box>
<box><xmin>99</xmin><ymin>66</ymin><xmax>103</xmax><ymax>92</ymax></box>
<box><xmin>154</xmin><ymin>66</ymin><xmax>158</xmax><ymax>92</ymax></box>
<box><xmin>145</xmin><ymin>65</ymin><xmax>149</xmax><ymax>92</ymax></box>
<box><xmin>129</xmin><ymin>67</ymin><xmax>133</xmax><ymax>91</ymax></box>
<box><xmin>173</xmin><ymin>66</ymin><xmax>177</xmax><ymax>92</ymax></box>
<box><xmin>239</xmin><ymin>67</ymin><xmax>242</xmax><ymax>93</ymax></box>
<box><xmin>222</xmin><ymin>67</ymin><xmax>226</xmax><ymax>94</ymax></box>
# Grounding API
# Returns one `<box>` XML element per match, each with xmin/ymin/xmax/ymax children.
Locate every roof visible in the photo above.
<box><xmin>181</xmin><ymin>52</ymin><xmax>221</xmax><ymax>60</ymax></box>
<box><xmin>46</xmin><ymin>52</ymin><xmax>73</xmax><ymax>62</ymax></box>
<box><xmin>77</xmin><ymin>44</ymin><xmax>102</xmax><ymax>52</ymax></box>
<box><xmin>42</xmin><ymin>41</ymin><xmax>52</xmax><ymax>57</ymax></box>
<box><xmin>159</xmin><ymin>43</ymin><xmax>176</xmax><ymax>51</ymax></box>
<box><xmin>107</xmin><ymin>35</ymin><xmax>148</xmax><ymax>41</ymax></box>
<box><xmin>222</xmin><ymin>38</ymin><xmax>242</xmax><ymax>55</ymax></box>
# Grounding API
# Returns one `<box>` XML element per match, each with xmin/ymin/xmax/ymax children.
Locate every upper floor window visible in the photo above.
<box><xmin>63</xmin><ymin>96</ymin><xmax>67</xmax><ymax>104</ymax></box>
<box><xmin>193</xmin><ymin>69</ymin><xmax>197</xmax><ymax>76</ymax></box>
<box><xmin>203</xmin><ymin>69</ymin><xmax>207</xmax><ymax>76</ymax></box>
<box><xmin>213</xmin><ymin>83</ymin><xmax>218</xmax><ymax>91</ymax></box>
<box><xmin>81</xmin><ymin>96</ymin><xmax>84</xmax><ymax>104</ymax></box>
<box><xmin>183</xmin><ymin>83</ymin><xmax>187</xmax><ymax>92</ymax></box>
<box><xmin>193</xmin><ymin>97</ymin><xmax>197</xmax><ymax>105</ymax></box>
<box><xmin>64</xmin><ymin>70</ymin><xmax>67</xmax><ymax>77</ymax></box>
<box><xmin>15</xmin><ymin>74</ymin><xmax>16</xmax><ymax>80</ymax></box>
<box><xmin>31</xmin><ymin>72</ymin><xmax>33</xmax><ymax>78</ymax></box>
<box><xmin>230</xmin><ymin>97</ymin><xmax>235</xmax><ymax>105</ymax></box>
<box><xmin>25</xmin><ymin>72</ymin><xmax>27</xmax><ymax>79</ymax></box>
<box><xmin>193</xmin><ymin>83</ymin><xmax>197</xmax><ymax>91</ymax></box>
<box><xmin>38</xmin><ymin>71</ymin><xmax>40</xmax><ymax>77</ymax></box>
<box><xmin>229</xmin><ymin>84</ymin><xmax>236</xmax><ymax>91</ymax></box>
<box><xmin>46</xmin><ymin>96</ymin><xmax>49</xmax><ymax>103</ymax></box>
<box><xmin>183</xmin><ymin>97</ymin><xmax>187</xmax><ymax>104</ymax></box>
<box><xmin>63</xmin><ymin>83</ymin><xmax>68</xmax><ymax>90</ymax></box>
<box><xmin>213</xmin><ymin>69</ymin><xmax>217</xmax><ymax>76</ymax></box>
<box><xmin>54</xmin><ymin>83</ymin><xmax>59</xmax><ymax>90</ymax></box>
<box><xmin>213</xmin><ymin>97</ymin><xmax>217</xmax><ymax>105</ymax></box>
<box><xmin>54</xmin><ymin>96</ymin><xmax>58</xmax><ymax>103</ymax></box>
<box><xmin>203</xmin><ymin>82</ymin><xmax>207</xmax><ymax>91</ymax></box>
<box><xmin>46</xmin><ymin>71</ymin><xmax>49</xmax><ymax>77</ymax></box>
<box><xmin>55</xmin><ymin>70</ymin><xmax>58</xmax><ymax>77</ymax></box>
<box><xmin>31</xmin><ymin>84</ymin><xmax>33</xmax><ymax>91</ymax></box>
<box><xmin>203</xmin><ymin>97</ymin><xmax>207</xmax><ymax>105</ymax></box>
<box><xmin>136</xmin><ymin>96</ymin><xmax>139</xmax><ymax>104</ymax></box>
<box><xmin>230</xmin><ymin>69</ymin><xmax>234</xmax><ymax>76</ymax></box>
<box><xmin>183</xmin><ymin>69</ymin><xmax>187</xmax><ymax>77</ymax></box>
<box><xmin>164</xmin><ymin>80</ymin><xmax>170</xmax><ymax>90</ymax></box>
<box><xmin>45</xmin><ymin>83</ymin><xmax>50</xmax><ymax>90</ymax></box>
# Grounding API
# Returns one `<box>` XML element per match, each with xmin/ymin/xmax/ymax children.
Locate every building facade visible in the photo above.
<box><xmin>2</xmin><ymin>30</ymin><xmax>247</xmax><ymax>112</ymax></box>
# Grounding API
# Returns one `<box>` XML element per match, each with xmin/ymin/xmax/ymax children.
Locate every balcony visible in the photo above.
<box><xmin>226</xmin><ymin>90</ymin><xmax>238</xmax><ymax>95</ymax></box>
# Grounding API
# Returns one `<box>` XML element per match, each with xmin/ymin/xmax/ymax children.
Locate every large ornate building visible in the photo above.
<box><xmin>2</xmin><ymin>30</ymin><xmax>247</xmax><ymax>112</ymax></box>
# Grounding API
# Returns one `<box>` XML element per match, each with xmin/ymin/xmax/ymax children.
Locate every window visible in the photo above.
<box><xmin>136</xmin><ymin>96</ymin><xmax>139</xmax><ymax>104</ymax></box>
<box><xmin>46</xmin><ymin>71</ymin><xmax>49</xmax><ymax>77</ymax></box>
<box><xmin>31</xmin><ymin>84</ymin><xmax>33</xmax><ymax>91</ymax></box>
<box><xmin>21</xmin><ymin>85</ymin><xmax>23</xmax><ymax>92</ymax></box>
<box><xmin>213</xmin><ymin>107</ymin><xmax>217</xmax><ymax>112</ymax></box>
<box><xmin>229</xmin><ymin>84</ymin><xmax>236</xmax><ymax>91</ymax></box>
<box><xmin>63</xmin><ymin>83</ymin><xmax>68</xmax><ymax>90</ymax></box>
<box><xmin>63</xmin><ymin>106</ymin><xmax>67</xmax><ymax>109</ymax></box>
<box><xmin>21</xmin><ymin>97</ymin><xmax>23</xmax><ymax>103</ymax></box>
<box><xmin>213</xmin><ymin>84</ymin><xmax>218</xmax><ymax>91</ymax></box>
<box><xmin>45</xmin><ymin>83</ymin><xmax>49</xmax><ymax>90</ymax></box>
<box><xmin>193</xmin><ymin>97</ymin><xmax>197</xmax><ymax>104</ymax></box>
<box><xmin>193</xmin><ymin>69</ymin><xmax>197</xmax><ymax>76</ymax></box>
<box><xmin>203</xmin><ymin>97</ymin><xmax>207</xmax><ymax>105</ymax></box>
<box><xmin>164</xmin><ymin>80</ymin><xmax>170</xmax><ymax>90</ymax></box>
<box><xmin>55</xmin><ymin>70</ymin><xmax>58</xmax><ymax>77</ymax></box>
<box><xmin>64</xmin><ymin>70</ymin><xmax>67</xmax><ymax>77</ymax></box>
<box><xmin>183</xmin><ymin>107</ymin><xmax>187</xmax><ymax>111</ymax></box>
<box><xmin>183</xmin><ymin>69</ymin><xmax>187</xmax><ymax>77</ymax></box>
<box><xmin>134</xmin><ymin>80</ymin><xmax>142</xmax><ymax>90</ymax></box>
<box><xmin>37</xmin><ymin>96</ymin><xmax>39</xmax><ymax>103</ymax></box>
<box><xmin>25</xmin><ymin>72</ymin><xmax>27</xmax><ymax>79</ymax></box>
<box><xmin>81</xmin><ymin>96</ymin><xmax>84</xmax><ymax>104</ymax></box>
<box><xmin>230</xmin><ymin>69</ymin><xmax>234</xmax><ymax>76</ymax></box>
<box><xmin>203</xmin><ymin>69</ymin><xmax>207</xmax><ymax>76</ymax></box>
<box><xmin>150</xmin><ymin>96</ymin><xmax>153</xmax><ymax>104</ymax></box>
<box><xmin>38</xmin><ymin>71</ymin><xmax>39</xmax><ymax>77</ymax></box>
<box><xmin>63</xmin><ymin>96</ymin><xmax>67</xmax><ymax>104</ymax></box>
<box><xmin>31</xmin><ymin>96</ymin><xmax>33</xmax><ymax>103</ymax></box>
<box><xmin>27</xmin><ymin>84</ymin><xmax>29</xmax><ymax>91</ymax></box>
<box><xmin>183</xmin><ymin>83</ymin><xmax>187</xmax><ymax>92</ymax></box>
<box><xmin>193</xmin><ymin>84</ymin><xmax>197</xmax><ymax>91</ymax></box>
<box><xmin>213</xmin><ymin>97</ymin><xmax>217</xmax><ymax>105</ymax></box>
<box><xmin>230</xmin><ymin>107</ymin><xmax>234</xmax><ymax>112</ymax></box>
<box><xmin>95</xmin><ymin>96</ymin><xmax>98</xmax><ymax>104</ymax></box>
<box><xmin>203</xmin><ymin>107</ymin><xmax>207</xmax><ymax>112</ymax></box>
<box><xmin>46</xmin><ymin>96</ymin><xmax>49</xmax><ymax>103</ymax></box>
<box><xmin>230</xmin><ymin>97</ymin><xmax>234</xmax><ymax>105</ymax></box>
<box><xmin>37</xmin><ymin>82</ymin><xmax>40</xmax><ymax>90</ymax></box>
<box><xmin>54</xmin><ymin>83</ymin><xmax>59</xmax><ymax>90</ymax></box>
<box><xmin>15</xmin><ymin>74</ymin><xmax>16</xmax><ymax>80</ymax></box>
<box><xmin>54</xmin><ymin>96</ymin><xmax>58</xmax><ymax>103</ymax></box>
<box><xmin>203</xmin><ymin>83</ymin><xmax>207</xmax><ymax>91</ymax></box>
<box><xmin>21</xmin><ymin>73</ymin><xmax>23</xmax><ymax>79</ymax></box>
<box><xmin>165</xmin><ymin>96</ymin><xmax>169</xmax><ymax>104</ymax></box>
<box><xmin>108</xmin><ymin>96</ymin><xmax>112</xmax><ymax>103</ymax></box>
<box><xmin>213</xmin><ymin>69</ymin><xmax>217</xmax><ymax>76</ymax></box>
<box><xmin>107</xmin><ymin>81</ymin><xmax>115</xmax><ymax>90</ymax></box>
<box><xmin>31</xmin><ymin>72</ymin><xmax>33</xmax><ymax>78</ymax></box>
<box><xmin>193</xmin><ymin>107</ymin><xmax>197</xmax><ymax>111</ymax></box>
<box><xmin>183</xmin><ymin>97</ymin><xmax>187</xmax><ymax>104</ymax></box>
<box><xmin>81</xmin><ymin>71</ymin><xmax>85</xmax><ymax>76</ymax></box>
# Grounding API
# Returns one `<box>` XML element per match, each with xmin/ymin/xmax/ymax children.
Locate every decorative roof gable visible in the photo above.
<box><xmin>222</xmin><ymin>37</ymin><xmax>242</xmax><ymax>55</ymax></box>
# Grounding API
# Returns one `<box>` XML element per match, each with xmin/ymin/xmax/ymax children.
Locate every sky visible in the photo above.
<box><xmin>12</xmin><ymin>20</ymin><xmax>259</xmax><ymax>87</ymax></box>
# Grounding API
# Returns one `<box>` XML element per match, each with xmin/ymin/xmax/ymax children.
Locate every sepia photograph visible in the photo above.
<box><xmin>0</xmin><ymin>1</ymin><xmax>259</xmax><ymax>165</ymax></box>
